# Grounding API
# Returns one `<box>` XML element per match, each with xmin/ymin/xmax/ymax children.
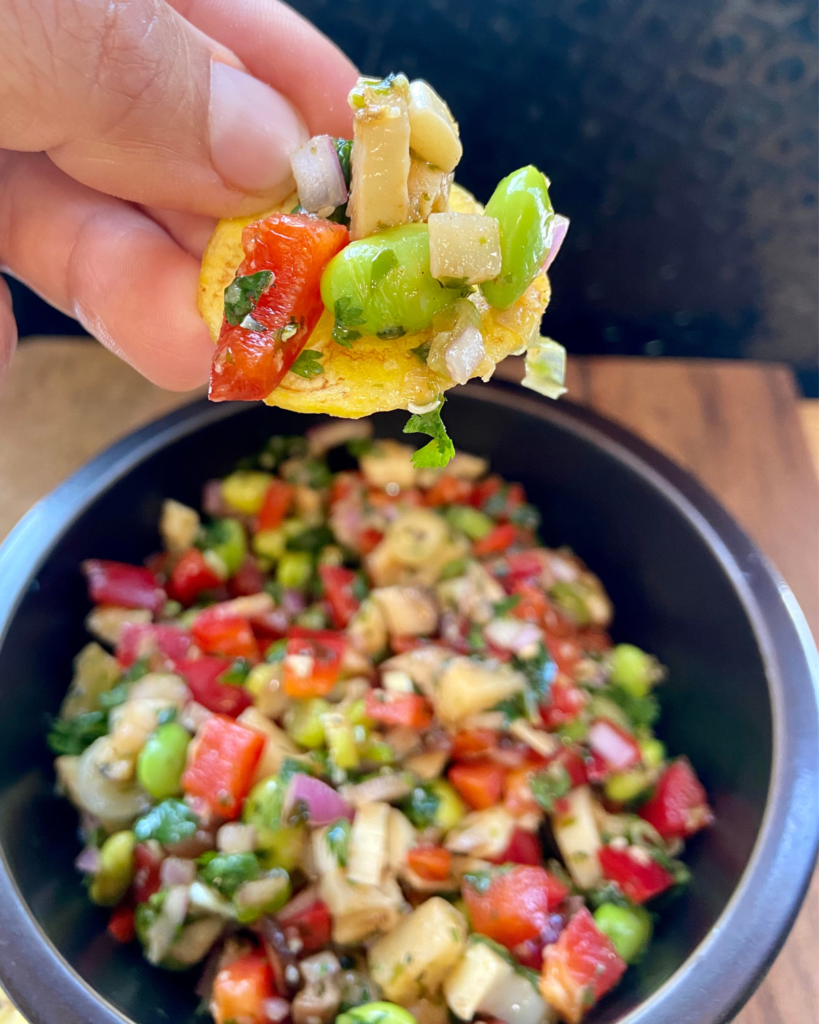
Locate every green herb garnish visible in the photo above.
<box><xmin>326</xmin><ymin>818</ymin><xmax>352</xmax><ymax>866</ymax></box>
<box><xmin>332</xmin><ymin>297</ymin><xmax>367</xmax><ymax>347</ymax></box>
<box><xmin>290</xmin><ymin>350</ymin><xmax>324</xmax><ymax>379</ymax></box>
<box><xmin>224</xmin><ymin>270</ymin><xmax>274</xmax><ymax>327</ymax></box>
<box><xmin>530</xmin><ymin>762</ymin><xmax>572</xmax><ymax>812</ymax></box>
<box><xmin>403</xmin><ymin>396</ymin><xmax>455</xmax><ymax>469</ymax></box>
<box><xmin>46</xmin><ymin>711</ymin><xmax>108</xmax><ymax>756</ymax></box>
<box><xmin>134</xmin><ymin>799</ymin><xmax>199</xmax><ymax>846</ymax></box>
<box><xmin>410</xmin><ymin>341</ymin><xmax>431</xmax><ymax>363</ymax></box>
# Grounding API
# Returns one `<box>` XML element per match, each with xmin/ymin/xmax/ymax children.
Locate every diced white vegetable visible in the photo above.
<box><xmin>480</xmin><ymin>964</ymin><xmax>556</xmax><ymax>1024</ymax></box>
<box><xmin>408</xmin><ymin>158</ymin><xmax>453</xmax><ymax>222</ymax></box>
<box><xmin>427</xmin><ymin>299</ymin><xmax>484</xmax><ymax>386</ymax></box>
<box><xmin>348</xmin><ymin>77</ymin><xmax>412</xmax><ymax>240</ymax></box>
<box><xmin>543</xmin><ymin>214</ymin><xmax>570</xmax><ymax>273</ymax></box>
<box><xmin>436</xmin><ymin>562</ymin><xmax>506</xmax><ymax>625</ymax></box>
<box><xmin>382</xmin><ymin>669</ymin><xmax>416</xmax><ymax>693</ymax></box>
<box><xmin>360</xmin><ymin>440</ymin><xmax>417</xmax><ymax>489</ymax></box>
<box><xmin>85</xmin><ymin>606</ymin><xmax>151</xmax><ymax>647</ymax></box>
<box><xmin>342</xmin><ymin>772</ymin><xmax>413</xmax><ymax>809</ymax></box>
<box><xmin>166</xmin><ymin>915</ymin><xmax>225</xmax><ymax>967</ymax></box>
<box><xmin>381</xmin><ymin>645</ymin><xmax>453</xmax><ymax>698</ymax></box>
<box><xmin>60</xmin><ymin>642</ymin><xmax>121</xmax><ymax>719</ymax></box>
<box><xmin>384</xmin><ymin>509</ymin><xmax>450</xmax><ymax>568</ymax></box>
<box><xmin>347</xmin><ymin>802</ymin><xmax>390</xmax><ymax>885</ymax></box>
<box><xmin>160</xmin><ymin>498</ymin><xmax>200</xmax><ymax>555</ymax></box>
<box><xmin>74</xmin><ymin>737</ymin><xmax>150</xmax><ymax>827</ymax></box>
<box><xmin>371</xmin><ymin>586</ymin><xmax>438</xmax><ymax>638</ymax></box>
<box><xmin>236</xmin><ymin>706</ymin><xmax>301</xmax><ymax>784</ymax></box>
<box><xmin>290</xmin><ymin>134</ymin><xmax>348</xmax><ymax>216</ymax></box>
<box><xmin>217</xmin><ymin>823</ymin><xmax>257</xmax><ymax>855</ymax></box>
<box><xmin>508</xmin><ymin>719</ymin><xmax>560</xmax><ymax>758</ymax></box>
<box><xmin>434</xmin><ymin>657</ymin><xmax>525</xmax><ymax>726</ymax></box>
<box><xmin>445</xmin><ymin>940</ymin><xmax>515</xmax><ymax>1020</ymax></box>
<box><xmin>429</xmin><ymin>213</ymin><xmax>502</xmax><ymax>285</ymax></box>
<box><xmin>188</xmin><ymin>880</ymin><xmax>236</xmax><ymax>918</ymax></box>
<box><xmin>404</xmin><ymin>749</ymin><xmax>449</xmax><ymax>780</ymax></box>
<box><xmin>387</xmin><ymin>808</ymin><xmax>417</xmax><ymax>872</ymax></box>
<box><xmin>484</xmin><ymin>619</ymin><xmax>543</xmax><ymax>657</ymax></box>
<box><xmin>311</xmin><ymin>825</ymin><xmax>339</xmax><ymax>878</ymax></box>
<box><xmin>444</xmin><ymin>807</ymin><xmax>516</xmax><ymax>859</ymax></box>
<box><xmin>321</xmin><ymin>870</ymin><xmax>403</xmax><ymax>943</ymax></box>
<box><xmin>408</xmin><ymin>80</ymin><xmax>462</xmax><ymax>173</ymax></box>
<box><xmin>551</xmin><ymin>785</ymin><xmax>603</xmax><ymax>889</ymax></box>
<box><xmin>127</xmin><ymin>673</ymin><xmax>189</xmax><ymax>707</ymax></box>
<box><xmin>145</xmin><ymin>885</ymin><xmax>189</xmax><ymax>965</ymax></box>
<box><xmin>368</xmin><ymin>897</ymin><xmax>468</xmax><ymax>1002</ymax></box>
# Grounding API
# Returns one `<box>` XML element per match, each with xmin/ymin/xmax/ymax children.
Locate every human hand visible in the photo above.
<box><xmin>0</xmin><ymin>0</ymin><xmax>357</xmax><ymax>389</ymax></box>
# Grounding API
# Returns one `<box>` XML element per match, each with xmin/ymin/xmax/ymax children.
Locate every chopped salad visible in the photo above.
<box><xmin>51</xmin><ymin>423</ymin><xmax>712</xmax><ymax>1024</ymax></box>
<box><xmin>198</xmin><ymin>74</ymin><xmax>568</xmax><ymax>462</ymax></box>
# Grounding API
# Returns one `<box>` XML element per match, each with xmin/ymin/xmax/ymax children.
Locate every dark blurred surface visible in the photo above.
<box><xmin>4</xmin><ymin>0</ymin><xmax>818</xmax><ymax>393</ymax></box>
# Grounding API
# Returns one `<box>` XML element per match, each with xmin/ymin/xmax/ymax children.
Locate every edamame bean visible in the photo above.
<box><xmin>137</xmin><ymin>722</ymin><xmax>190</xmax><ymax>800</ymax></box>
<box><xmin>89</xmin><ymin>830</ymin><xmax>136</xmax><ymax>906</ymax></box>
<box><xmin>321</xmin><ymin>224</ymin><xmax>460</xmax><ymax>340</ymax></box>
<box><xmin>429</xmin><ymin>778</ymin><xmax>466</xmax><ymax>831</ymax></box>
<box><xmin>640</xmin><ymin>737</ymin><xmax>666</xmax><ymax>768</ymax></box>
<box><xmin>337</xmin><ymin>1001</ymin><xmax>418</xmax><ymax>1024</ymax></box>
<box><xmin>604</xmin><ymin>768</ymin><xmax>651</xmax><ymax>804</ymax></box>
<box><xmin>286</xmin><ymin>698</ymin><xmax>331</xmax><ymax>749</ymax></box>
<box><xmin>242</xmin><ymin>775</ymin><xmax>306</xmax><ymax>871</ymax></box>
<box><xmin>276</xmin><ymin>550</ymin><xmax>313</xmax><ymax>590</ymax></box>
<box><xmin>206</xmin><ymin>517</ymin><xmax>247</xmax><ymax>576</ymax></box>
<box><xmin>253</xmin><ymin>527</ymin><xmax>287</xmax><ymax>561</ymax></box>
<box><xmin>610</xmin><ymin>644</ymin><xmax>656</xmax><ymax>698</ymax></box>
<box><xmin>593</xmin><ymin>903</ymin><xmax>653</xmax><ymax>963</ymax></box>
<box><xmin>480</xmin><ymin>166</ymin><xmax>554</xmax><ymax>310</ymax></box>
<box><xmin>443</xmin><ymin>504</ymin><xmax>494</xmax><ymax>540</ymax></box>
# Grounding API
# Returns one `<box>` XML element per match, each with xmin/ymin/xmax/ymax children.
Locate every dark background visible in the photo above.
<box><xmin>4</xmin><ymin>0</ymin><xmax>817</xmax><ymax>393</ymax></box>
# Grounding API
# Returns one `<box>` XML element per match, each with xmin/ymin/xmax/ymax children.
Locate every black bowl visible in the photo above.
<box><xmin>0</xmin><ymin>383</ymin><xmax>817</xmax><ymax>1024</ymax></box>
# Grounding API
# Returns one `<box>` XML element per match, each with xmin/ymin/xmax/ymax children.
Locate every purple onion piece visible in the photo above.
<box><xmin>264</xmin><ymin>998</ymin><xmax>291</xmax><ymax>1023</ymax></box>
<box><xmin>282</xmin><ymin>774</ymin><xmax>354</xmax><ymax>827</ymax></box>
<box><xmin>543</xmin><ymin>214</ymin><xmax>570</xmax><ymax>272</ymax></box>
<box><xmin>290</xmin><ymin>135</ymin><xmax>348</xmax><ymax>216</ymax></box>
<box><xmin>75</xmin><ymin>846</ymin><xmax>101</xmax><ymax>874</ymax></box>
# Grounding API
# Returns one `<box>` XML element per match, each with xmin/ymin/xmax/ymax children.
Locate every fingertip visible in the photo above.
<box><xmin>0</xmin><ymin>275</ymin><xmax>18</xmax><ymax>383</ymax></box>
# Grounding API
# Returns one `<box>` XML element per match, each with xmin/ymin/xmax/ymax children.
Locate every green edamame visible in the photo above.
<box><xmin>480</xmin><ymin>166</ymin><xmax>554</xmax><ymax>310</ymax></box>
<box><xmin>137</xmin><ymin>722</ymin><xmax>190</xmax><ymax>800</ymax></box>
<box><xmin>276</xmin><ymin>550</ymin><xmax>313</xmax><ymax>590</ymax></box>
<box><xmin>593</xmin><ymin>903</ymin><xmax>653</xmax><ymax>963</ymax></box>
<box><xmin>443</xmin><ymin>504</ymin><xmax>494</xmax><ymax>540</ymax></box>
<box><xmin>610</xmin><ymin>644</ymin><xmax>657</xmax><ymax>698</ymax></box>
<box><xmin>89</xmin><ymin>830</ymin><xmax>136</xmax><ymax>906</ymax></box>
<box><xmin>205</xmin><ymin>517</ymin><xmax>247</xmax><ymax>576</ymax></box>
<box><xmin>285</xmin><ymin>698</ymin><xmax>330</xmax><ymax>749</ymax></box>
<box><xmin>321</xmin><ymin>224</ymin><xmax>459</xmax><ymax>341</ymax></box>
<box><xmin>242</xmin><ymin>775</ymin><xmax>306</xmax><ymax>871</ymax></box>
<box><xmin>337</xmin><ymin>1001</ymin><xmax>418</xmax><ymax>1024</ymax></box>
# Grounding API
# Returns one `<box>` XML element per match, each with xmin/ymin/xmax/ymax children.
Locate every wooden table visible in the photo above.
<box><xmin>0</xmin><ymin>340</ymin><xmax>816</xmax><ymax>1024</ymax></box>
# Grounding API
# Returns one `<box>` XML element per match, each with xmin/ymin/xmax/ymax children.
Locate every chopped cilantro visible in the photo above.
<box><xmin>290</xmin><ymin>350</ymin><xmax>324</xmax><ymax>379</ymax></box>
<box><xmin>220</xmin><ymin>658</ymin><xmax>252</xmax><ymax>686</ymax></box>
<box><xmin>530</xmin><ymin>762</ymin><xmax>572</xmax><ymax>812</ymax></box>
<box><xmin>47</xmin><ymin>711</ymin><xmax>108</xmax><ymax>756</ymax></box>
<box><xmin>462</xmin><ymin>870</ymin><xmax>494</xmax><ymax>895</ymax></box>
<box><xmin>513</xmin><ymin>643</ymin><xmax>556</xmax><ymax>703</ymax></box>
<box><xmin>134</xmin><ymin>799</ymin><xmax>199</xmax><ymax>846</ymax></box>
<box><xmin>224</xmin><ymin>270</ymin><xmax>274</xmax><ymax>327</ymax></box>
<box><xmin>198</xmin><ymin>851</ymin><xmax>260</xmax><ymax>898</ymax></box>
<box><xmin>265</xmin><ymin>638</ymin><xmax>287</xmax><ymax>663</ymax></box>
<box><xmin>98</xmin><ymin>682</ymin><xmax>130</xmax><ymax>710</ymax></box>
<box><xmin>287</xmin><ymin>525</ymin><xmax>334</xmax><ymax>553</ymax></box>
<box><xmin>410</xmin><ymin>341</ymin><xmax>431</xmax><ymax>363</ymax></box>
<box><xmin>325</xmin><ymin>818</ymin><xmax>351</xmax><ymax>866</ymax></box>
<box><xmin>403</xmin><ymin>397</ymin><xmax>455</xmax><ymax>469</ymax></box>
<box><xmin>279</xmin><ymin>757</ymin><xmax>310</xmax><ymax>782</ymax></box>
<box><xmin>334</xmin><ymin>139</ymin><xmax>353</xmax><ymax>186</ymax></box>
<box><xmin>494</xmin><ymin>594</ymin><xmax>521</xmax><ymax>617</ymax></box>
<box><xmin>332</xmin><ymin>297</ymin><xmax>366</xmax><ymax>347</ymax></box>
<box><xmin>347</xmin><ymin>438</ymin><xmax>373</xmax><ymax>458</ymax></box>
<box><xmin>399</xmin><ymin>784</ymin><xmax>440</xmax><ymax>829</ymax></box>
<box><xmin>603</xmin><ymin>684</ymin><xmax>660</xmax><ymax>730</ymax></box>
<box><xmin>376</xmin><ymin>326</ymin><xmax>406</xmax><ymax>339</ymax></box>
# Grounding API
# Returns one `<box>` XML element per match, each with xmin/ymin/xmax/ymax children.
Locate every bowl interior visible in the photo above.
<box><xmin>0</xmin><ymin>393</ymin><xmax>772</xmax><ymax>1024</ymax></box>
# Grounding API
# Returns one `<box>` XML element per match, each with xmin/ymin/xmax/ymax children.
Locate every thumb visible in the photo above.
<box><xmin>0</xmin><ymin>0</ymin><xmax>325</xmax><ymax>217</ymax></box>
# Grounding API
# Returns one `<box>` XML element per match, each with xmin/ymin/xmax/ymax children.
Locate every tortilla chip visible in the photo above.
<box><xmin>198</xmin><ymin>186</ymin><xmax>550</xmax><ymax>418</ymax></box>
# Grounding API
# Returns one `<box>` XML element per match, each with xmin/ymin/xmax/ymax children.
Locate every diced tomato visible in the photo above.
<box><xmin>639</xmin><ymin>758</ymin><xmax>713</xmax><ymax>840</ymax></box>
<box><xmin>174</xmin><ymin>657</ymin><xmax>253</xmax><ymax>717</ymax></box>
<box><xmin>463</xmin><ymin>865</ymin><xmax>569</xmax><ymax>949</ymax></box>
<box><xmin>504</xmin><ymin>764</ymin><xmax>541</xmax><ymax>817</ymax></box>
<box><xmin>407</xmin><ymin>845</ymin><xmax>453</xmax><ymax>881</ymax></box>
<box><xmin>210</xmin><ymin>214</ymin><xmax>349</xmax><ymax>402</ymax></box>
<box><xmin>540</xmin><ymin>908</ymin><xmax>627</xmax><ymax>1024</ymax></box>
<box><xmin>116</xmin><ymin>622</ymin><xmax>192</xmax><ymax>668</ymax></box>
<box><xmin>449</xmin><ymin>758</ymin><xmax>506</xmax><ymax>810</ymax></box>
<box><xmin>167</xmin><ymin>548</ymin><xmax>224</xmax><ymax>606</ymax></box>
<box><xmin>257</xmin><ymin>479</ymin><xmax>294</xmax><ymax>532</ymax></box>
<box><xmin>540</xmin><ymin>679</ymin><xmax>586</xmax><ymax>729</ymax></box>
<box><xmin>192</xmin><ymin>607</ymin><xmax>260</xmax><ymax>661</ymax></box>
<box><xmin>227</xmin><ymin>556</ymin><xmax>266</xmax><ymax>598</ymax></box>
<box><xmin>488</xmin><ymin>827</ymin><xmax>542</xmax><ymax>866</ymax></box>
<box><xmin>587</xmin><ymin>719</ymin><xmax>641</xmax><ymax>775</ymax></box>
<box><xmin>599</xmin><ymin>845</ymin><xmax>675</xmax><ymax>903</ymax></box>
<box><xmin>320</xmin><ymin>565</ymin><xmax>361</xmax><ymax>629</ymax></box>
<box><xmin>471</xmin><ymin>475</ymin><xmax>503</xmax><ymax>509</ymax></box>
<box><xmin>365</xmin><ymin>691</ymin><xmax>432</xmax><ymax>729</ymax></box>
<box><xmin>451</xmin><ymin>728</ymin><xmax>499</xmax><ymax>760</ymax></box>
<box><xmin>133</xmin><ymin>843</ymin><xmax>162</xmax><ymax>903</ymax></box>
<box><xmin>278</xmin><ymin>893</ymin><xmax>333</xmax><ymax>954</ymax></box>
<box><xmin>282</xmin><ymin>628</ymin><xmax>346</xmax><ymax>698</ymax></box>
<box><xmin>389</xmin><ymin>635</ymin><xmax>427</xmax><ymax>655</ymax></box>
<box><xmin>329</xmin><ymin>472</ymin><xmax>363</xmax><ymax>507</ymax></box>
<box><xmin>576</xmin><ymin>627</ymin><xmax>612</xmax><ymax>655</ymax></box>
<box><xmin>424</xmin><ymin>475</ymin><xmax>474</xmax><ymax>507</ymax></box>
<box><xmin>211</xmin><ymin>950</ymin><xmax>275</xmax><ymax>1024</ymax></box>
<box><xmin>543</xmin><ymin>634</ymin><xmax>582</xmax><ymax>678</ymax></box>
<box><xmin>513</xmin><ymin>935</ymin><xmax>549</xmax><ymax>970</ymax></box>
<box><xmin>357</xmin><ymin>528</ymin><xmax>384</xmax><ymax>555</ymax></box>
<box><xmin>107</xmin><ymin>904</ymin><xmax>136</xmax><ymax>943</ymax></box>
<box><xmin>473</xmin><ymin>522</ymin><xmax>518</xmax><ymax>558</ymax></box>
<box><xmin>82</xmin><ymin>559</ymin><xmax>166</xmax><ymax>613</ymax></box>
<box><xmin>555</xmin><ymin>746</ymin><xmax>589</xmax><ymax>788</ymax></box>
<box><xmin>182</xmin><ymin>715</ymin><xmax>264</xmax><ymax>819</ymax></box>
<box><xmin>506</xmin><ymin>551</ymin><xmax>547</xmax><ymax>582</ymax></box>
<box><xmin>511</xmin><ymin>581</ymin><xmax>550</xmax><ymax>622</ymax></box>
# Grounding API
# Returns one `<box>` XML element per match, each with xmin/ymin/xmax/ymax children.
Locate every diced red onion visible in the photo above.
<box><xmin>588</xmin><ymin>719</ymin><xmax>639</xmax><ymax>771</ymax></box>
<box><xmin>75</xmin><ymin>846</ymin><xmax>101</xmax><ymax>874</ymax></box>
<box><xmin>443</xmin><ymin>324</ymin><xmax>485</xmax><ymax>385</ymax></box>
<box><xmin>277</xmin><ymin>884</ymin><xmax>320</xmax><ymax>925</ymax></box>
<box><xmin>203</xmin><ymin>480</ymin><xmax>227</xmax><ymax>517</ymax></box>
<box><xmin>484</xmin><ymin>618</ymin><xmax>542</xmax><ymax>654</ymax></box>
<box><xmin>160</xmin><ymin>857</ymin><xmax>197</xmax><ymax>887</ymax></box>
<box><xmin>290</xmin><ymin>135</ymin><xmax>348</xmax><ymax>216</ymax></box>
<box><xmin>282</xmin><ymin>589</ymin><xmax>307</xmax><ymax>616</ymax></box>
<box><xmin>264</xmin><ymin>998</ymin><xmax>291</xmax><ymax>1023</ymax></box>
<box><xmin>543</xmin><ymin>214</ymin><xmax>570</xmax><ymax>272</ymax></box>
<box><xmin>283</xmin><ymin>774</ymin><xmax>354</xmax><ymax>827</ymax></box>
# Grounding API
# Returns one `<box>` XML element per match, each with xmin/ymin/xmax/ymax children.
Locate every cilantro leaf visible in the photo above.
<box><xmin>410</xmin><ymin>341</ymin><xmax>431</xmax><ymax>363</ymax></box>
<box><xmin>224</xmin><ymin>270</ymin><xmax>274</xmax><ymax>327</ymax></box>
<box><xmin>332</xmin><ymin>297</ymin><xmax>366</xmax><ymax>346</ymax></box>
<box><xmin>325</xmin><ymin>818</ymin><xmax>351</xmax><ymax>866</ymax></box>
<box><xmin>47</xmin><ymin>711</ymin><xmax>107</xmax><ymax>756</ymax></box>
<box><xmin>290</xmin><ymin>350</ymin><xmax>324</xmax><ymax>379</ymax></box>
<box><xmin>403</xmin><ymin>397</ymin><xmax>455</xmax><ymax>468</ymax></box>
<box><xmin>334</xmin><ymin>138</ymin><xmax>353</xmax><ymax>186</ymax></box>
<box><xmin>134</xmin><ymin>799</ymin><xmax>199</xmax><ymax>846</ymax></box>
<box><xmin>529</xmin><ymin>762</ymin><xmax>571</xmax><ymax>812</ymax></box>
<box><xmin>494</xmin><ymin>594</ymin><xmax>521</xmax><ymax>617</ymax></box>
<box><xmin>198</xmin><ymin>851</ymin><xmax>260</xmax><ymax>898</ymax></box>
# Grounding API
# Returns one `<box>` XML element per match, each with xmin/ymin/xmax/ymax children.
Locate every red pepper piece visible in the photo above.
<box><xmin>598</xmin><ymin>844</ymin><xmax>675</xmax><ymax>903</ymax></box>
<box><xmin>364</xmin><ymin>691</ymin><xmax>433</xmax><ymax>730</ymax></box>
<box><xmin>473</xmin><ymin>522</ymin><xmax>518</xmax><ymax>557</ymax></box>
<box><xmin>107</xmin><ymin>904</ymin><xmax>136</xmax><ymax>943</ymax></box>
<box><xmin>192</xmin><ymin>606</ymin><xmax>260</xmax><ymax>661</ymax></box>
<box><xmin>116</xmin><ymin>622</ymin><xmax>192</xmax><ymax>668</ymax></box>
<box><xmin>257</xmin><ymin>479</ymin><xmax>294</xmax><ymax>532</ymax></box>
<box><xmin>319</xmin><ymin>565</ymin><xmax>361</xmax><ymax>629</ymax></box>
<box><xmin>639</xmin><ymin>758</ymin><xmax>713</xmax><ymax>840</ymax></box>
<box><xmin>463</xmin><ymin>865</ymin><xmax>569</xmax><ymax>949</ymax></box>
<box><xmin>133</xmin><ymin>843</ymin><xmax>163</xmax><ymax>903</ymax></box>
<box><xmin>277</xmin><ymin>893</ymin><xmax>333</xmax><ymax>954</ymax></box>
<box><xmin>168</xmin><ymin>548</ymin><xmax>224</xmax><ymax>606</ymax></box>
<box><xmin>174</xmin><ymin>656</ymin><xmax>253</xmax><ymax>717</ymax></box>
<box><xmin>212</xmin><ymin>950</ymin><xmax>276</xmax><ymax>1024</ymax></box>
<box><xmin>210</xmin><ymin>213</ymin><xmax>349</xmax><ymax>402</ymax></box>
<box><xmin>449</xmin><ymin>758</ymin><xmax>507</xmax><ymax>810</ymax></box>
<box><xmin>282</xmin><ymin>627</ymin><xmax>346</xmax><ymax>698</ymax></box>
<box><xmin>82</xmin><ymin>559</ymin><xmax>166</xmax><ymax>613</ymax></box>
<box><xmin>407</xmin><ymin>845</ymin><xmax>453</xmax><ymax>881</ymax></box>
<box><xmin>182</xmin><ymin>715</ymin><xmax>264</xmax><ymax>819</ymax></box>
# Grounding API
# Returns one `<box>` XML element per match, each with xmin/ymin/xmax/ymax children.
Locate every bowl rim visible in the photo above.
<box><xmin>0</xmin><ymin>382</ymin><xmax>816</xmax><ymax>1024</ymax></box>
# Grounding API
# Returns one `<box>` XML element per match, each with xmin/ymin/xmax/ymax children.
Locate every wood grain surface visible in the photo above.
<box><xmin>0</xmin><ymin>339</ymin><xmax>816</xmax><ymax>1024</ymax></box>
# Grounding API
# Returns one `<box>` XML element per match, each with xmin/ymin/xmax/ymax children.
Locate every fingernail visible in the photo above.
<box><xmin>209</xmin><ymin>61</ymin><xmax>308</xmax><ymax>195</ymax></box>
